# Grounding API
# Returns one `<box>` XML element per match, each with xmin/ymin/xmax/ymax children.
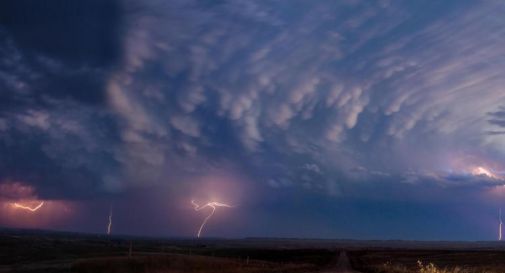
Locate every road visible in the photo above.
<box><xmin>321</xmin><ymin>251</ymin><xmax>362</xmax><ymax>273</ymax></box>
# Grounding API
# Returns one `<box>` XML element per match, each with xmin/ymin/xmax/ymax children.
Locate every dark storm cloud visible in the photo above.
<box><xmin>0</xmin><ymin>0</ymin><xmax>124</xmax><ymax>198</ymax></box>
<box><xmin>0</xmin><ymin>0</ymin><xmax>123</xmax><ymax>105</ymax></box>
<box><xmin>0</xmin><ymin>100</ymin><xmax>120</xmax><ymax>199</ymax></box>
<box><xmin>0</xmin><ymin>0</ymin><xmax>122</xmax><ymax>67</ymax></box>
<box><xmin>106</xmin><ymin>0</ymin><xmax>505</xmax><ymax>194</ymax></box>
<box><xmin>2</xmin><ymin>0</ymin><xmax>505</xmax><ymax>239</ymax></box>
<box><xmin>3</xmin><ymin>0</ymin><xmax>505</xmax><ymax>198</ymax></box>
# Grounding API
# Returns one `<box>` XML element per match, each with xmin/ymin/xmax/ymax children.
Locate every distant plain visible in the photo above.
<box><xmin>1</xmin><ymin>229</ymin><xmax>505</xmax><ymax>273</ymax></box>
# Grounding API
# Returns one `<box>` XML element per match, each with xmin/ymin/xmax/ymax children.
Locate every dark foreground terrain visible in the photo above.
<box><xmin>1</xmin><ymin>229</ymin><xmax>505</xmax><ymax>273</ymax></box>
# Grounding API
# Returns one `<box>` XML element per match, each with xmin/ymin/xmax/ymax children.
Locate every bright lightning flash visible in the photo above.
<box><xmin>500</xmin><ymin>208</ymin><xmax>503</xmax><ymax>241</ymax></box>
<box><xmin>12</xmin><ymin>201</ymin><xmax>45</xmax><ymax>212</ymax></box>
<box><xmin>472</xmin><ymin>166</ymin><xmax>498</xmax><ymax>179</ymax></box>
<box><xmin>191</xmin><ymin>200</ymin><xmax>232</xmax><ymax>238</ymax></box>
<box><xmin>107</xmin><ymin>206</ymin><xmax>113</xmax><ymax>235</ymax></box>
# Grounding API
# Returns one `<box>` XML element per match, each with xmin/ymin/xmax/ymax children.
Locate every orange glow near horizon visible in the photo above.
<box><xmin>0</xmin><ymin>182</ymin><xmax>77</xmax><ymax>230</ymax></box>
<box><xmin>448</xmin><ymin>155</ymin><xmax>504</xmax><ymax>181</ymax></box>
<box><xmin>471</xmin><ymin>166</ymin><xmax>499</xmax><ymax>179</ymax></box>
<box><xmin>1</xmin><ymin>198</ymin><xmax>74</xmax><ymax>229</ymax></box>
<box><xmin>12</xmin><ymin>201</ymin><xmax>45</xmax><ymax>212</ymax></box>
<box><xmin>191</xmin><ymin>200</ymin><xmax>233</xmax><ymax>238</ymax></box>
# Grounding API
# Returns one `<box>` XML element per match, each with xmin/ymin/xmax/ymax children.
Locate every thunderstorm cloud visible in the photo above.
<box><xmin>1</xmin><ymin>0</ymin><xmax>505</xmax><ymax>239</ymax></box>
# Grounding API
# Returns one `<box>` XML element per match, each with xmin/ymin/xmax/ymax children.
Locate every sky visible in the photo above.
<box><xmin>1</xmin><ymin>0</ymin><xmax>505</xmax><ymax>241</ymax></box>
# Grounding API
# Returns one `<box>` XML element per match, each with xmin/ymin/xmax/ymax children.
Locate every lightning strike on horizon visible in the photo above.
<box><xmin>499</xmin><ymin>208</ymin><xmax>503</xmax><ymax>241</ymax></box>
<box><xmin>12</xmin><ymin>201</ymin><xmax>44</xmax><ymax>212</ymax></box>
<box><xmin>107</xmin><ymin>206</ymin><xmax>113</xmax><ymax>235</ymax></box>
<box><xmin>191</xmin><ymin>200</ymin><xmax>233</xmax><ymax>238</ymax></box>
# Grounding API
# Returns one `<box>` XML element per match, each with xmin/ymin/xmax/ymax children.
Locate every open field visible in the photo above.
<box><xmin>350</xmin><ymin>250</ymin><xmax>505</xmax><ymax>273</ymax></box>
<box><xmin>0</xmin><ymin>229</ymin><xmax>334</xmax><ymax>273</ymax></box>
<box><xmin>1</xmin><ymin>229</ymin><xmax>505</xmax><ymax>273</ymax></box>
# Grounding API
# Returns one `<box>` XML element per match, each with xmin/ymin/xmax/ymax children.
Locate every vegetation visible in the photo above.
<box><xmin>3</xmin><ymin>231</ymin><xmax>505</xmax><ymax>273</ymax></box>
<box><xmin>368</xmin><ymin>260</ymin><xmax>504</xmax><ymax>273</ymax></box>
<box><xmin>350</xmin><ymin>250</ymin><xmax>505</xmax><ymax>273</ymax></box>
<box><xmin>72</xmin><ymin>254</ymin><xmax>316</xmax><ymax>273</ymax></box>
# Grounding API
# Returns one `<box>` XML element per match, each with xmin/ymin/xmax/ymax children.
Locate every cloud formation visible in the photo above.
<box><xmin>1</xmin><ymin>0</ymin><xmax>505</xmax><ymax>239</ymax></box>
<box><xmin>103</xmin><ymin>0</ymin><xmax>505</xmax><ymax>193</ymax></box>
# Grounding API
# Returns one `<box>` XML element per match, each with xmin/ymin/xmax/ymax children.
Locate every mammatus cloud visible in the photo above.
<box><xmin>1</xmin><ymin>0</ymin><xmax>505</xmax><ymax>202</ymax></box>
<box><xmin>2</xmin><ymin>0</ymin><xmax>505</xmax><ymax>240</ymax></box>
<box><xmin>104</xmin><ymin>0</ymin><xmax>505</xmax><ymax>193</ymax></box>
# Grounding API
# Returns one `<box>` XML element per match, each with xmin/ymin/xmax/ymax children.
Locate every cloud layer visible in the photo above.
<box><xmin>1</xmin><ymin>0</ymin><xmax>505</xmax><ymax>239</ymax></box>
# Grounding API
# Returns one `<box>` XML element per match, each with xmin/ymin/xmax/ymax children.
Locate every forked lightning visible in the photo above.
<box><xmin>191</xmin><ymin>200</ymin><xmax>232</xmax><ymax>238</ymax></box>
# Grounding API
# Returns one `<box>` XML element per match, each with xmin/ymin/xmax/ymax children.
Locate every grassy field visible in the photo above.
<box><xmin>0</xmin><ymin>230</ymin><xmax>334</xmax><ymax>272</ymax></box>
<box><xmin>349</xmin><ymin>250</ymin><xmax>505</xmax><ymax>273</ymax></box>
<box><xmin>2</xmin><ymin>229</ymin><xmax>505</xmax><ymax>273</ymax></box>
<box><xmin>73</xmin><ymin>254</ymin><xmax>319</xmax><ymax>273</ymax></box>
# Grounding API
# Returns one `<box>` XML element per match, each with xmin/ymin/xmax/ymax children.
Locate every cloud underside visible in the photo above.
<box><xmin>1</xmin><ymin>0</ymin><xmax>505</xmax><ymax>200</ymax></box>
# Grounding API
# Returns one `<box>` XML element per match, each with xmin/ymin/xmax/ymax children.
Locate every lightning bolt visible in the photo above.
<box><xmin>12</xmin><ymin>201</ymin><xmax>44</xmax><ymax>212</ymax></box>
<box><xmin>107</xmin><ymin>205</ymin><xmax>113</xmax><ymax>235</ymax></box>
<box><xmin>500</xmin><ymin>208</ymin><xmax>503</xmax><ymax>241</ymax></box>
<box><xmin>191</xmin><ymin>200</ymin><xmax>232</xmax><ymax>238</ymax></box>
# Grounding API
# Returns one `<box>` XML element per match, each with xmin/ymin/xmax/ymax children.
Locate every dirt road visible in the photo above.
<box><xmin>321</xmin><ymin>251</ymin><xmax>361</xmax><ymax>273</ymax></box>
